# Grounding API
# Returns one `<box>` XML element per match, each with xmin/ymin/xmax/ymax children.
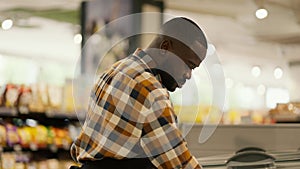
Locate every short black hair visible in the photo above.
<box><xmin>160</xmin><ymin>17</ymin><xmax>208</xmax><ymax>49</ymax></box>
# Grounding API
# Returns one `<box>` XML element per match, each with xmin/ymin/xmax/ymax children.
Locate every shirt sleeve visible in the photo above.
<box><xmin>140</xmin><ymin>89</ymin><xmax>202</xmax><ymax>169</ymax></box>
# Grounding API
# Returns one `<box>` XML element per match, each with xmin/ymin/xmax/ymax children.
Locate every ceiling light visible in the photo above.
<box><xmin>1</xmin><ymin>19</ymin><xmax>13</xmax><ymax>30</ymax></box>
<box><xmin>73</xmin><ymin>34</ymin><xmax>82</xmax><ymax>44</ymax></box>
<box><xmin>255</xmin><ymin>8</ymin><xmax>268</xmax><ymax>19</ymax></box>
<box><xmin>274</xmin><ymin>67</ymin><xmax>283</xmax><ymax>79</ymax></box>
<box><xmin>251</xmin><ymin>66</ymin><xmax>261</xmax><ymax>77</ymax></box>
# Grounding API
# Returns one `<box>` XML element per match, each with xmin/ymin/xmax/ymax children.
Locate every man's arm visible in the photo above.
<box><xmin>140</xmin><ymin>91</ymin><xmax>201</xmax><ymax>169</ymax></box>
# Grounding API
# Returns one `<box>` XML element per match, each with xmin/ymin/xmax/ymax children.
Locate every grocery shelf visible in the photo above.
<box><xmin>0</xmin><ymin>107</ymin><xmax>18</xmax><ymax>116</ymax></box>
<box><xmin>2</xmin><ymin>144</ymin><xmax>70</xmax><ymax>153</ymax></box>
<box><xmin>0</xmin><ymin>107</ymin><xmax>85</xmax><ymax>122</ymax></box>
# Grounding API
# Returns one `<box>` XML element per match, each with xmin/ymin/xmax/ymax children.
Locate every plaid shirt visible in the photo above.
<box><xmin>71</xmin><ymin>49</ymin><xmax>201</xmax><ymax>169</ymax></box>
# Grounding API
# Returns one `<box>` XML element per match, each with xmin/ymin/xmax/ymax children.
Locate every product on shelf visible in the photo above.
<box><xmin>32</xmin><ymin>125</ymin><xmax>48</xmax><ymax>148</ymax></box>
<box><xmin>0</xmin><ymin>152</ymin><xmax>77</xmax><ymax>169</ymax></box>
<box><xmin>269</xmin><ymin>102</ymin><xmax>300</xmax><ymax>122</ymax></box>
<box><xmin>29</xmin><ymin>83</ymin><xmax>49</xmax><ymax>113</ymax></box>
<box><xmin>0</xmin><ymin>124</ymin><xmax>6</xmax><ymax>147</ymax></box>
<box><xmin>15</xmin><ymin>152</ymin><xmax>30</xmax><ymax>168</ymax></box>
<box><xmin>17</xmin><ymin>127</ymin><xmax>32</xmax><ymax>148</ymax></box>
<box><xmin>52</xmin><ymin>127</ymin><xmax>72</xmax><ymax>149</ymax></box>
<box><xmin>17</xmin><ymin>85</ymin><xmax>33</xmax><ymax>114</ymax></box>
<box><xmin>46</xmin><ymin>159</ymin><xmax>59</xmax><ymax>169</ymax></box>
<box><xmin>62</xmin><ymin>80</ymin><xmax>75</xmax><ymax>113</ymax></box>
<box><xmin>26</xmin><ymin>162</ymin><xmax>37</xmax><ymax>169</ymax></box>
<box><xmin>0</xmin><ymin>85</ymin><xmax>4</xmax><ymax>106</ymax></box>
<box><xmin>46</xmin><ymin>126</ymin><xmax>54</xmax><ymax>145</ymax></box>
<box><xmin>47</xmin><ymin>85</ymin><xmax>63</xmax><ymax>112</ymax></box>
<box><xmin>0</xmin><ymin>81</ymin><xmax>82</xmax><ymax>169</ymax></box>
<box><xmin>6</xmin><ymin>124</ymin><xmax>20</xmax><ymax>147</ymax></box>
<box><xmin>1</xmin><ymin>152</ymin><xmax>16</xmax><ymax>169</ymax></box>
<box><xmin>37</xmin><ymin>161</ymin><xmax>48</xmax><ymax>169</ymax></box>
<box><xmin>14</xmin><ymin>163</ymin><xmax>25</xmax><ymax>169</ymax></box>
<box><xmin>1</xmin><ymin>82</ymin><xmax>87</xmax><ymax>116</ymax></box>
<box><xmin>3</xmin><ymin>84</ymin><xmax>20</xmax><ymax>109</ymax></box>
<box><xmin>1</xmin><ymin>119</ymin><xmax>78</xmax><ymax>150</ymax></box>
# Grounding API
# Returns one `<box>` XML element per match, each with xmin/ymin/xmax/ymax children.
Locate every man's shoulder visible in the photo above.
<box><xmin>115</xmin><ymin>58</ymin><xmax>161</xmax><ymax>87</ymax></box>
<box><xmin>134</xmin><ymin>71</ymin><xmax>163</xmax><ymax>92</ymax></box>
<box><xmin>109</xmin><ymin>56</ymin><xmax>167</xmax><ymax>95</ymax></box>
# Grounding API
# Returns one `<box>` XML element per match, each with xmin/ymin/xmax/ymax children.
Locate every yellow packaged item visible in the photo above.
<box><xmin>0</xmin><ymin>125</ymin><xmax>6</xmax><ymax>147</ymax></box>
<box><xmin>17</xmin><ymin>127</ymin><xmax>32</xmax><ymax>147</ymax></box>
<box><xmin>34</xmin><ymin>125</ymin><xmax>48</xmax><ymax>147</ymax></box>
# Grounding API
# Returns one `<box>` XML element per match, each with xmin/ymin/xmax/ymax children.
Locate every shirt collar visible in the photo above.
<box><xmin>133</xmin><ymin>48</ymin><xmax>162</xmax><ymax>83</ymax></box>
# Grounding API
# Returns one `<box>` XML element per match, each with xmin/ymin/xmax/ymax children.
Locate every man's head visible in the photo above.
<box><xmin>147</xmin><ymin>17</ymin><xmax>208</xmax><ymax>91</ymax></box>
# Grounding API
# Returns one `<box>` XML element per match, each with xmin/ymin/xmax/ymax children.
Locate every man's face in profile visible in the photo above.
<box><xmin>159</xmin><ymin>40</ymin><xmax>207</xmax><ymax>92</ymax></box>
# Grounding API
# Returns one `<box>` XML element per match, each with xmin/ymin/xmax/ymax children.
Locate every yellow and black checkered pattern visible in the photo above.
<box><xmin>71</xmin><ymin>49</ymin><xmax>201</xmax><ymax>169</ymax></box>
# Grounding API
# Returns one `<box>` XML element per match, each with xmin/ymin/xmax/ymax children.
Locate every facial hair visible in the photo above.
<box><xmin>156</xmin><ymin>69</ymin><xmax>178</xmax><ymax>92</ymax></box>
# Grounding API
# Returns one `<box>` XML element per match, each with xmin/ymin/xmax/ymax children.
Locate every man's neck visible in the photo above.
<box><xmin>144</xmin><ymin>48</ymin><xmax>165</xmax><ymax>69</ymax></box>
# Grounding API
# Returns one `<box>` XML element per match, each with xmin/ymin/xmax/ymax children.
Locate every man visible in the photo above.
<box><xmin>71</xmin><ymin>17</ymin><xmax>207</xmax><ymax>169</ymax></box>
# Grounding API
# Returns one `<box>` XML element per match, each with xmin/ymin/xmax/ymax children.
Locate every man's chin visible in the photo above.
<box><xmin>168</xmin><ymin>87</ymin><xmax>176</xmax><ymax>92</ymax></box>
<box><xmin>166</xmin><ymin>84</ymin><xmax>178</xmax><ymax>92</ymax></box>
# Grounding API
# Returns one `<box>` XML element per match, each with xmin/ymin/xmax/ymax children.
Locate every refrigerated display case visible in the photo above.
<box><xmin>180</xmin><ymin>124</ymin><xmax>300</xmax><ymax>169</ymax></box>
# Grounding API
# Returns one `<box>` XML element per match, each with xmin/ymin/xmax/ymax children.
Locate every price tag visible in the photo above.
<box><xmin>13</xmin><ymin>144</ymin><xmax>22</xmax><ymax>152</ymax></box>
<box><xmin>46</xmin><ymin>110</ymin><xmax>55</xmax><ymax>118</ymax></box>
<box><xmin>49</xmin><ymin>144</ymin><xmax>58</xmax><ymax>153</ymax></box>
<box><xmin>29</xmin><ymin>143</ymin><xmax>38</xmax><ymax>151</ymax></box>
<box><xmin>0</xmin><ymin>107</ymin><xmax>9</xmax><ymax>114</ymax></box>
<box><xmin>11</xmin><ymin>108</ymin><xmax>18</xmax><ymax>116</ymax></box>
<box><xmin>19</xmin><ymin>106</ymin><xmax>29</xmax><ymax>114</ymax></box>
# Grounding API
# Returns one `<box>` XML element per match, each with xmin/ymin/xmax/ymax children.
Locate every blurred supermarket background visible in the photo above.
<box><xmin>1</xmin><ymin>0</ymin><xmax>300</xmax><ymax>168</ymax></box>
